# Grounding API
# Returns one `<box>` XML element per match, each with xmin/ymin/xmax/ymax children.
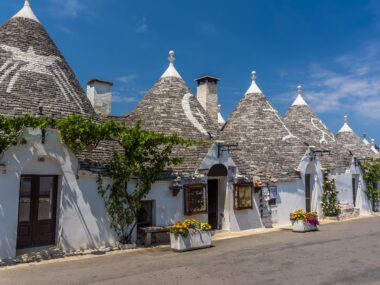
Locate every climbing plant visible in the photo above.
<box><xmin>0</xmin><ymin>114</ymin><xmax>193</xmax><ymax>244</ymax></box>
<box><xmin>359</xmin><ymin>158</ymin><xmax>380</xmax><ymax>212</ymax></box>
<box><xmin>321</xmin><ymin>178</ymin><xmax>340</xmax><ymax>217</ymax></box>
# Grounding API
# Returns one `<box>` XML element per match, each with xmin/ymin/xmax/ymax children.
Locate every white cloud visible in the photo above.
<box><xmin>113</xmin><ymin>95</ymin><xmax>139</xmax><ymax>103</ymax></box>
<box><xmin>134</xmin><ymin>16</ymin><xmax>148</xmax><ymax>33</ymax></box>
<box><xmin>301</xmin><ymin>41</ymin><xmax>380</xmax><ymax>119</ymax></box>
<box><xmin>48</xmin><ymin>0</ymin><xmax>86</xmax><ymax>18</ymax></box>
<box><xmin>57</xmin><ymin>26</ymin><xmax>72</xmax><ymax>34</ymax></box>
<box><xmin>116</xmin><ymin>74</ymin><xmax>138</xmax><ymax>83</ymax></box>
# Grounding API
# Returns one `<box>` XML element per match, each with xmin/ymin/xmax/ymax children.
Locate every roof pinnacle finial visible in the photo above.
<box><xmin>168</xmin><ymin>50</ymin><xmax>176</xmax><ymax>63</ymax></box>
<box><xmin>251</xmin><ymin>71</ymin><xmax>257</xmax><ymax>82</ymax></box>
<box><xmin>291</xmin><ymin>84</ymin><xmax>308</xmax><ymax>106</ymax></box>
<box><xmin>245</xmin><ymin>70</ymin><xmax>262</xmax><ymax>94</ymax></box>
<box><xmin>371</xmin><ymin>138</ymin><xmax>375</xmax><ymax>146</ymax></box>
<box><xmin>12</xmin><ymin>0</ymin><xmax>39</xmax><ymax>22</ymax></box>
<box><xmin>338</xmin><ymin>115</ymin><xmax>354</xmax><ymax>133</ymax></box>
<box><xmin>160</xmin><ymin>50</ymin><xmax>182</xmax><ymax>79</ymax></box>
<box><xmin>297</xmin><ymin>85</ymin><xmax>302</xmax><ymax>95</ymax></box>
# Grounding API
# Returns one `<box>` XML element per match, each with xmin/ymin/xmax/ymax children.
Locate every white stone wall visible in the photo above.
<box><xmin>271</xmin><ymin>151</ymin><xmax>324</xmax><ymax>227</ymax></box>
<box><xmin>143</xmin><ymin>181</ymin><xmax>208</xmax><ymax>226</ymax></box>
<box><xmin>86</xmin><ymin>81</ymin><xmax>112</xmax><ymax>116</ymax></box>
<box><xmin>271</xmin><ymin>180</ymin><xmax>306</xmax><ymax>227</ymax></box>
<box><xmin>0</xmin><ymin>129</ymin><xmax>117</xmax><ymax>259</ymax></box>
<box><xmin>333</xmin><ymin>160</ymin><xmax>372</xmax><ymax>215</ymax></box>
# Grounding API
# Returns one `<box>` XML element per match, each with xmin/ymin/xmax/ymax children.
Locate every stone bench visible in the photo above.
<box><xmin>139</xmin><ymin>226</ymin><xmax>171</xmax><ymax>247</ymax></box>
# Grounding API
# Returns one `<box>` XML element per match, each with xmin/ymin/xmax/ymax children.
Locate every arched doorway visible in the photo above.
<box><xmin>305</xmin><ymin>163</ymin><xmax>316</xmax><ymax>212</ymax></box>
<box><xmin>207</xmin><ymin>164</ymin><xmax>228</xmax><ymax>229</ymax></box>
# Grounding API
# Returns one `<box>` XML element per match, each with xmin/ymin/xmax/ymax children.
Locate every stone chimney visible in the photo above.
<box><xmin>87</xmin><ymin>79</ymin><xmax>113</xmax><ymax>117</ymax></box>
<box><xmin>195</xmin><ymin>76</ymin><xmax>220</xmax><ymax>125</ymax></box>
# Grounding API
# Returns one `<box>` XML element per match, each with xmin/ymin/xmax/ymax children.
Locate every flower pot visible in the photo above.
<box><xmin>292</xmin><ymin>220</ymin><xmax>319</xmax><ymax>232</ymax></box>
<box><xmin>170</xmin><ymin>232</ymin><xmax>212</xmax><ymax>252</ymax></box>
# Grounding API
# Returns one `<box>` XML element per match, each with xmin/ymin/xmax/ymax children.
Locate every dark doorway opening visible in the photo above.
<box><xmin>305</xmin><ymin>174</ymin><xmax>311</xmax><ymax>212</ymax></box>
<box><xmin>208</xmin><ymin>179</ymin><xmax>218</xmax><ymax>229</ymax></box>
<box><xmin>352</xmin><ymin>178</ymin><xmax>357</xmax><ymax>207</ymax></box>
<box><xmin>137</xmin><ymin>201</ymin><xmax>154</xmax><ymax>227</ymax></box>
<box><xmin>17</xmin><ymin>175</ymin><xmax>58</xmax><ymax>249</ymax></box>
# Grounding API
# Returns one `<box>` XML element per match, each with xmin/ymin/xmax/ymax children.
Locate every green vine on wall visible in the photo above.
<box><xmin>359</xmin><ymin>158</ymin><xmax>380</xmax><ymax>212</ymax></box>
<box><xmin>321</xmin><ymin>178</ymin><xmax>340</xmax><ymax>217</ymax></box>
<box><xmin>0</xmin><ymin>114</ymin><xmax>193</xmax><ymax>244</ymax></box>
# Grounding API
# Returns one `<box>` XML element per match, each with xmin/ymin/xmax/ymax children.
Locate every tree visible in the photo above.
<box><xmin>321</xmin><ymin>178</ymin><xmax>340</xmax><ymax>217</ymax></box>
<box><xmin>98</xmin><ymin>124</ymin><xmax>192</xmax><ymax>244</ymax></box>
<box><xmin>360</xmin><ymin>158</ymin><xmax>380</xmax><ymax>212</ymax></box>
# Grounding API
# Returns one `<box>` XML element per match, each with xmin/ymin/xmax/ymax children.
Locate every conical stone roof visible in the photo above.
<box><xmin>0</xmin><ymin>1</ymin><xmax>95</xmax><ymax>118</ymax></box>
<box><xmin>123</xmin><ymin>51</ymin><xmax>219</xmax><ymax>177</ymax></box>
<box><xmin>283</xmin><ymin>86</ymin><xmax>352</xmax><ymax>171</ymax></box>
<box><xmin>335</xmin><ymin>116</ymin><xmax>379</xmax><ymax>160</ymax></box>
<box><xmin>222</xmin><ymin>72</ymin><xmax>308</xmax><ymax>182</ymax></box>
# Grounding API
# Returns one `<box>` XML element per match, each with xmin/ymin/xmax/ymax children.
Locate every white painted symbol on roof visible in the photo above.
<box><xmin>0</xmin><ymin>44</ymin><xmax>84</xmax><ymax>113</ymax></box>
<box><xmin>195</xmin><ymin>108</ymin><xmax>207</xmax><ymax>123</ymax></box>
<box><xmin>310</xmin><ymin>118</ymin><xmax>335</xmax><ymax>144</ymax></box>
<box><xmin>263</xmin><ymin>103</ymin><xmax>297</xmax><ymax>141</ymax></box>
<box><xmin>182</xmin><ymin>93</ymin><xmax>209</xmax><ymax>136</ymax></box>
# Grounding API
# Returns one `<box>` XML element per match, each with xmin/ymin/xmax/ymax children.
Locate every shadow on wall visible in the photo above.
<box><xmin>0</xmin><ymin>194</ymin><xmax>18</xmax><ymax>259</ymax></box>
<box><xmin>59</xmin><ymin>175</ymin><xmax>117</xmax><ymax>251</ymax></box>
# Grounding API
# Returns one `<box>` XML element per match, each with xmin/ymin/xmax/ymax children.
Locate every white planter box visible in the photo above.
<box><xmin>170</xmin><ymin>232</ymin><xmax>212</xmax><ymax>252</ymax></box>
<box><xmin>292</xmin><ymin>220</ymin><xmax>319</xmax><ymax>232</ymax></box>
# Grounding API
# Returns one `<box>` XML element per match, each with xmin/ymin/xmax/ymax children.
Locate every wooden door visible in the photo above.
<box><xmin>352</xmin><ymin>178</ymin><xmax>357</xmax><ymax>207</ymax></box>
<box><xmin>208</xmin><ymin>179</ymin><xmax>218</xmax><ymax>229</ymax></box>
<box><xmin>305</xmin><ymin>174</ymin><xmax>311</xmax><ymax>212</ymax></box>
<box><xmin>17</xmin><ymin>176</ymin><xmax>58</xmax><ymax>249</ymax></box>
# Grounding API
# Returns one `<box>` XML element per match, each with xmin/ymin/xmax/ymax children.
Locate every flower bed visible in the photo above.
<box><xmin>290</xmin><ymin>210</ymin><xmax>319</xmax><ymax>232</ymax></box>
<box><xmin>170</xmin><ymin>219</ymin><xmax>213</xmax><ymax>251</ymax></box>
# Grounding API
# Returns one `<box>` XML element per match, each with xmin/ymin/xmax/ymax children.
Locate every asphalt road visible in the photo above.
<box><xmin>1</xmin><ymin>217</ymin><xmax>380</xmax><ymax>285</ymax></box>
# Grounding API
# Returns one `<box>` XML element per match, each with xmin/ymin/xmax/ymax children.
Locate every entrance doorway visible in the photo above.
<box><xmin>305</xmin><ymin>174</ymin><xmax>311</xmax><ymax>212</ymax></box>
<box><xmin>208</xmin><ymin>179</ymin><xmax>218</xmax><ymax>229</ymax></box>
<box><xmin>352</xmin><ymin>177</ymin><xmax>357</xmax><ymax>207</ymax></box>
<box><xmin>207</xmin><ymin>164</ymin><xmax>228</xmax><ymax>230</ymax></box>
<box><xmin>17</xmin><ymin>175</ymin><xmax>58</xmax><ymax>249</ymax></box>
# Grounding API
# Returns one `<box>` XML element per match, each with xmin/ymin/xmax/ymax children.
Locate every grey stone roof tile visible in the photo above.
<box><xmin>222</xmin><ymin>90</ymin><xmax>308</xmax><ymax>182</ymax></box>
<box><xmin>0</xmin><ymin>17</ymin><xmax>95</xmax><ymax>118</ymax></box>
<box><xmin>283</xmin><ymin>105</ymin><xmax>352</xmax><ymax>170</ymax></box>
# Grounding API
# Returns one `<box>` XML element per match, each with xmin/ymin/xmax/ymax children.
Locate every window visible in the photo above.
<box><xmin>234</xmin><ymin>184</ymin><xmax>253</xmax><ymax>210</ymax></box>
<box><xmin>184</xmin><ymin>185</ymin><xmax>207</xmax><ymax>215</ymax></box>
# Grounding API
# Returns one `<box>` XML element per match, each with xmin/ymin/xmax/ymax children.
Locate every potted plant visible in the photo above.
<box><xmin>170</xmin><ymin>219</ymin><xmax>213</xmax><ymax>251</ymax></box>
<box><xmin>290</xmin><ymin>209</ymin><xmax>319</xmax><ymax>232</ymax></box>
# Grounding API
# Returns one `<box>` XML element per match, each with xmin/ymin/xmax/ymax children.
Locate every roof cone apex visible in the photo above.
<box><xmin>245</xmin><ymin>71</ymin><xmax>262</xmax><ymax>94</ymax></box>
<box><xmin>160</xmin><ymin>50</ymin><xmax>182</xmax><ymax>79</ymax></box>
<box><xmin>338</xmin><ymin>116</ymin><xmax>354</xmax><ymax>133</ymax></box>
<box><xmin>12</xmin><ymin>0</ymin><xmax>40</xmax><ymax>23</ymax></box>
<box><xmin>292</xmin><ymin>86</ymin><xmax>308</xmax><ymax>106</ymax></box>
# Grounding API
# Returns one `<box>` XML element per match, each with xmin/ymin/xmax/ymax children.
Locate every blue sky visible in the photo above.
<box><xmin>1</xmin><ymin>0</ymin><xmax>379</xmax><ymax>142</ymax></box>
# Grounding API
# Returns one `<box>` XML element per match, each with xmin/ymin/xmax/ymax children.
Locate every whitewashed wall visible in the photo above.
<box><xmin>143</xmin><ymin>143</ymin><xmax>265</xmax><ymax>231</ymax></box>
<box><xmin>272</xmin><ymin>180</ymin><xmax>305</xmax><ymax>227</ymax></box>
<box><xmin>334</xmin><ymin>173</ymin><xmax>354</xmax><ymax>205</ymax></box>
<box><xmin>333</xmin><ymin>160</ymin><xmax>372</xmax><ymax>215</ymax></box>
<box><xmin>0</xmin><ymin>129</ymin><xmax>117</xmax><ymax>259</ymax></box>
<box><xmin>200</xmin><ymin>144</ymin><xmax>263</xmax><ymax>231</ymax></box>
<box><xmin>271</xmin><ymin>151</ymin><xmax>323</xmax><ymax>227</ymax></box>
<box><xmin>143</xmin><ymin>181</ymin><xmax>208</xmax><ymax>226</ymax></box>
